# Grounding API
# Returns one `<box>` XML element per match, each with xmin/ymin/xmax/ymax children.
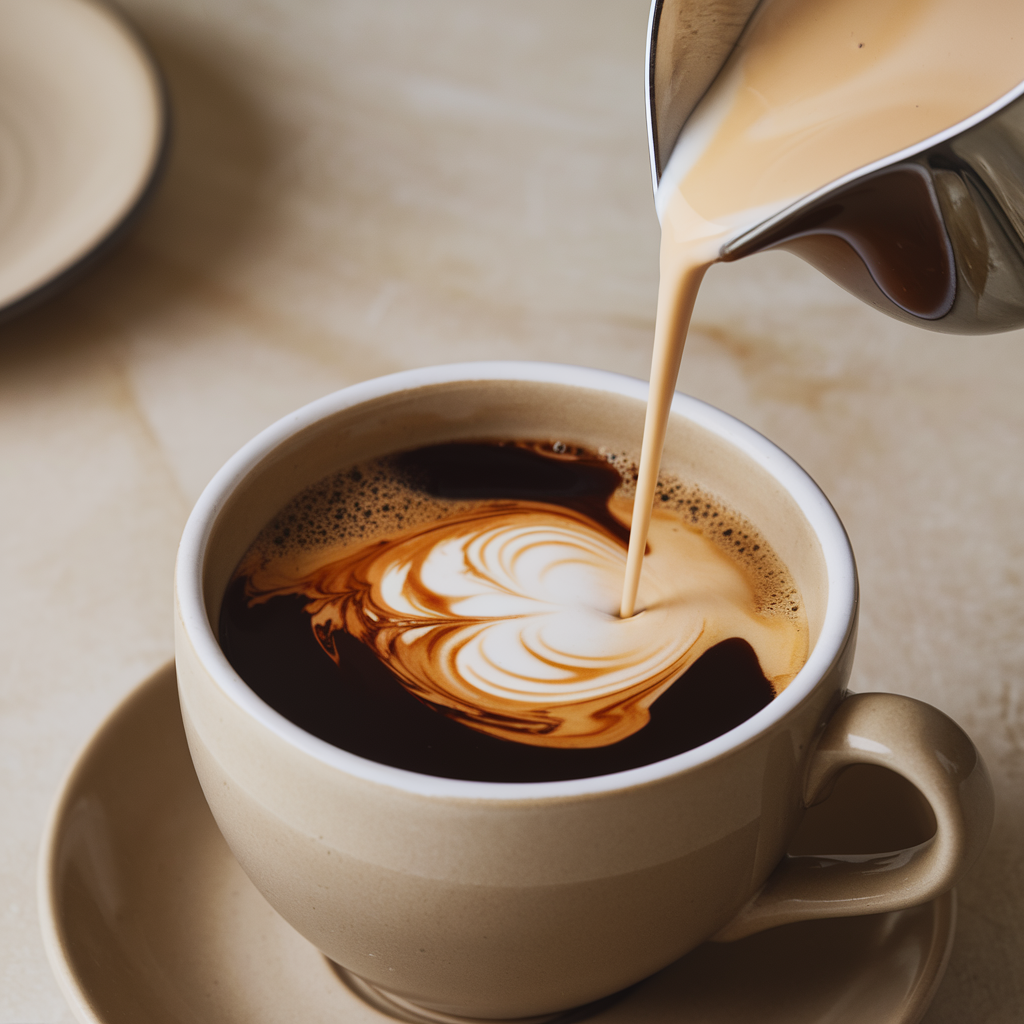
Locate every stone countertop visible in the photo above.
<box><xmin>1</xmin><ymin>1</ymin><xmax>1021</xmax><ymax>1020</ymax></box>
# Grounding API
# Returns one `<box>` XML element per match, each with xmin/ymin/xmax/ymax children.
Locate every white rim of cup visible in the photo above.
<box><xmin>176</xmin><ymin>361</ymin><xmax>856</xmax><ymax>800</ymax></box>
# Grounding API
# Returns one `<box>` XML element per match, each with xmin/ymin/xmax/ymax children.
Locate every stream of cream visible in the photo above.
<box><xmin>619</xmin><ymin>0</ymin><xmax>1024</xmax><ymax>617</ymax></box>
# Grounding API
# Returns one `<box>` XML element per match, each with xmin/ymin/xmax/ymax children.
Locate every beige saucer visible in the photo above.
<box><xmin>39</xmin><ymin>664</ymin><xmax>956</xmax><ymax>1024</ymax></box>
<box><xmin>0</xmin><ymin>0</ymin><xmax>165</xmax><ymax>318</ymax></box>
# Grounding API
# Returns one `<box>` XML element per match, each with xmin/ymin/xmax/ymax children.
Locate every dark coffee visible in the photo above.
<box><xmin>219</xmin><ymin>441</ymin><xmax>805</xmax><ymax>783</ymax></box>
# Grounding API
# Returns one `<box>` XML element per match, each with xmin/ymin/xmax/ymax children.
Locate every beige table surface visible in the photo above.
<box><xmin>2</xmin><ymin>1</ymin><xmax>1022</xmax><ymax>1021</ymax></box>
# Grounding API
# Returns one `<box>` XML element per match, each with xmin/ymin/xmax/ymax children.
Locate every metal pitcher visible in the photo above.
<box><xmin>646</xmin><ymin>0</ymin><xmax>1024</xmax><ymax>333</ymax></box>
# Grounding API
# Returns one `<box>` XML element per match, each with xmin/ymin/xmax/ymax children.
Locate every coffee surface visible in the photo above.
<box><xmin>220</xmin><ymin>441</ymin><xmax>807</xmax><ymax>781</ymax></box>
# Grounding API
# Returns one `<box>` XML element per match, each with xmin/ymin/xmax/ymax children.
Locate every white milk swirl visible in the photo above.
<box><xmin>241</xmin><ymin>488</ymin><xmax>807</xmax><ymax>749</ymax></box>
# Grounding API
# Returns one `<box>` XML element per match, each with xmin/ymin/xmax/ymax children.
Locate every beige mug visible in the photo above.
<box><xmin>174</xmin><ymin>362</ymin><xmax>993</xmax><ymax>1022</ymax></box>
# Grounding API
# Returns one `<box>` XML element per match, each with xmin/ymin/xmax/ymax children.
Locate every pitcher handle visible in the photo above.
<box><xmin>714</xmin><ymin>692</ymin><xmax>994</xmax><ymax>941</ymax></box>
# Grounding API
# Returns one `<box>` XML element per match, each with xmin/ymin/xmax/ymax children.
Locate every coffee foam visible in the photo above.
<box><xmin>242</xmin><ymin>446</ymin><xmax>800</xmax><ymax>619</ymax></box>
<box><xmin>235</xmin><ymin>443</ymin><xmax>807</xmax><ymax>749</ymax></box>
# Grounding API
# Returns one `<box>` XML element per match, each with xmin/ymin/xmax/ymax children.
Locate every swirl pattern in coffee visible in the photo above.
<box><xmin>221</xmin><ymin>441</ymin><xmax>807</xmax><ymax>780</ymax></box>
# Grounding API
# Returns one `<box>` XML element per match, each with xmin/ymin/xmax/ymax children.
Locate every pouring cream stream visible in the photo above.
<box><xmin>620</xmin><ymin>0</ymin><xmax>1024</xmax><ymax>616</ymax></box>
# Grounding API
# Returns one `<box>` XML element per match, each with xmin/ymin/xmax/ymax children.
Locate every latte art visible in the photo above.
<box><xmin>235</xmin><ymin>444</ymin><xmax>807</xmax><ymax>751</ymax></box>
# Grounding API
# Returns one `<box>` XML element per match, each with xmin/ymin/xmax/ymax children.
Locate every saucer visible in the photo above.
<box><xmin>0</xmin><ymin>0</ymin><xmax>166</xmax><ymax>319</ymax></box>
<box><xmin>39</xmin><ymin>664</ymin><xmax>955</xmax><ymax>1024</ymax></box>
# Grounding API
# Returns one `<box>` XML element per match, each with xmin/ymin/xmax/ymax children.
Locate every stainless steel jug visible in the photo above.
<box><xmin>646</xmin><ymin>0</ymin><xmax>1024</xmax><ymax>333</ymax></box>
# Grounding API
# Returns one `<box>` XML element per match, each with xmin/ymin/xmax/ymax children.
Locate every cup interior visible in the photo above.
<box><xmin>183</xmin><ymin>363</ymin><xmax>853</xmax><ymax>790</ymax></box>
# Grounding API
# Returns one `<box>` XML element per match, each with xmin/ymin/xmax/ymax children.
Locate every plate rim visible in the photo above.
<box><xmin>0</xmin><ymin>0</ymin><xmax>170</xmax><ymax>322</ymax></box>
<box><xmin>35</xmin><ymin>665</ymin><xmax>180</xmax><ymax>1024</ymax></box>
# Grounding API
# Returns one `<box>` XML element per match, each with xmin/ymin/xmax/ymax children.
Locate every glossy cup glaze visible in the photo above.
<box><xmin>174</xmin><ymin>362</ymin><xmax>993</xmax><ymax>1021</ymax></box>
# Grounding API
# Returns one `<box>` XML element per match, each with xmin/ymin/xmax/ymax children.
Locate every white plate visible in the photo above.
<box><xmin>39</xmin><ymin>664</ymin><xmax>955</xmax><ymax>1024</ymax></box>
<box><xmin>0</xmin><ymin>0</ymin><xmax>165</xmax><ymax>316</ymax></box>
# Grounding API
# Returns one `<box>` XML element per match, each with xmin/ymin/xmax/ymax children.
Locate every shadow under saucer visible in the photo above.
<box><xmin>39</xmin><ymin>664</ymin><xmax>954</xmax><ymax>1024</ymax></box>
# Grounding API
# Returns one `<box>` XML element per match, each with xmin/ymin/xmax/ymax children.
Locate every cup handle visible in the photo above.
<box><xmin>714</xmin><ymin>692</ymin><xmax>994</xmax><ymax>941</ymax></box>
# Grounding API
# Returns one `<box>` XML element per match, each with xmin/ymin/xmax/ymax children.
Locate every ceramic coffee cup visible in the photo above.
<box><xmin>174</xmin><ymin>362</ymin><xmax>993</xmax><ymax>1022</ymax></box>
